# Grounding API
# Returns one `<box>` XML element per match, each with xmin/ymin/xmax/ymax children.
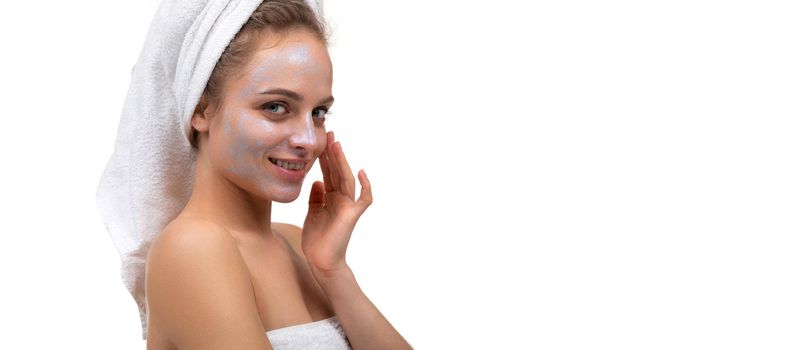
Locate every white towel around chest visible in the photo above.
<box><xmin>267</xmin><ymin>316</ymin><xmax>352</xmax><ymax>350</ymax></box>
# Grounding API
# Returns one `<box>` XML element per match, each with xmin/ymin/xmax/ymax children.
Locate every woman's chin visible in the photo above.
<box><xmin>268</xmin><ymin>188</ymin><xmax>302</xmax><ymax>203</ymax></box>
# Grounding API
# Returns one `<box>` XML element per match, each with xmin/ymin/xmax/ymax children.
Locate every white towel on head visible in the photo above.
<box><xmin>95</xmin><ymin>0</ymin><xmax>324</xmax><ymax>340</ymax></box>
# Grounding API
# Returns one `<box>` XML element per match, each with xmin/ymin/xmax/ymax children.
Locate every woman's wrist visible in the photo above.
<box><xmin>309</xmin><ymin>261</ymin><xmax>352</xmax><ymax>286</ymax></box>
<box><xmin>310</xmin><ymin>262</ymin><xmax>362</xmax><ymax>299</ymax></box>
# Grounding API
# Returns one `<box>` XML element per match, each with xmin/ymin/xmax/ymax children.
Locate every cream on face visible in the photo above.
<box><xmin>209</xmin><ymin>30</ymin><xmax>333</xmax><ymax>203</ymax></box>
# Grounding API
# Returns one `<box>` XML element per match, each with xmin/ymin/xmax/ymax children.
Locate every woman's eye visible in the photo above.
<box><xmin>263</xmin><ymin>102</ymin><xmax>287</xmax><ymax>115</ymax></box>
<box><xmin>313</xmin><ymin>107</ymin><xmax>331</xmax><ymax>121</ymax></box>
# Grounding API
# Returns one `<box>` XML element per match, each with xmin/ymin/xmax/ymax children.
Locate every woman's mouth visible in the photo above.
<box><xmin>267</xmin><ymin>157</ymin><xmax>308</xmax><ymax>183</ymax></box>
<box><xmin>268</xmin><ymin>158</ymin><xmax>306</xmax><ymax>171</ymax></box>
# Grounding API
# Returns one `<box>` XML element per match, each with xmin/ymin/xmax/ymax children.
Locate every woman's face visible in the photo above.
<box><xmin>202</xmin><ymin>28</ymin><xmax>333</xmax><ymax>203</ymax></box>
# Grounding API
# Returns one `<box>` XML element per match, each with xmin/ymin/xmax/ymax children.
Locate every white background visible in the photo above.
<box><xmin>1</xmin><ymin>0</ymin><xmax>803</xmax><ymax>349</ymax></box>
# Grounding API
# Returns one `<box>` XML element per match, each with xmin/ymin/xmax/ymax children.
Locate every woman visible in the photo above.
<box><xmin>97</xmin><ymin>0</ymin><xmax>412</xmax><ymax>349</ymax></box>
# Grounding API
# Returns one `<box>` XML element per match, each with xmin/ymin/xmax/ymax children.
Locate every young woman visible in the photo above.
<box><xmin>99</xmin><ymin>0</ymin><xmax>411</xmax><ymax>349</ymax></box>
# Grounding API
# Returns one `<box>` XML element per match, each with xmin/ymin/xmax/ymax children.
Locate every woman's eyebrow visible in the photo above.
<box><xmin>258</xmin><ymin>88</ymin><xmax>335</xmax><ymax>105</ymax></box>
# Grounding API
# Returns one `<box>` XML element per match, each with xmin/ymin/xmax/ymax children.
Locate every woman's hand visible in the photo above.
<box><xmin>302</xmin><ymin>131</ymin><xmax>373</xmax><ymax>282</ymax></box>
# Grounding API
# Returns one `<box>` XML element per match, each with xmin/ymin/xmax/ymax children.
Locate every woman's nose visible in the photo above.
<box><xmin>288</xmin><ymin>112</ymin><xmax>318</xmax><ymax>150</ymax></box>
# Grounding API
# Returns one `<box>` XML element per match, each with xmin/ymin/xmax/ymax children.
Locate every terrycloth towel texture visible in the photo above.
<box><xmin>266</xmin><ymin>317</ymin><xmax>352</xmax><ymax>350</ymax></box>
<box><xmin>96</xmin><ymin>0</ymin><xmax>324</xmax><ymax>340</ymax></box>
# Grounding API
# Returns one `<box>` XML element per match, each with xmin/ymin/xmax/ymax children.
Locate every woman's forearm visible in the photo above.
<box><xmin>313</xmin><ymin>265</ymin><xmax>413</xmax><ymax>350</ymax></box>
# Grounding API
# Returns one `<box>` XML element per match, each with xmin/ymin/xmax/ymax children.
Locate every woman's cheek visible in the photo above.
<box><xmin>224</xmin><ymin>114</ymin><xmax>267</xmax><ymax>179</ymax></box>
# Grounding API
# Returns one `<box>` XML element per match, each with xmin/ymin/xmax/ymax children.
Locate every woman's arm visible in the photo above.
<box><xmin>313</xmin><ymin>265</ymin><xmax>414</xmax><ymax>350</ymax></box>
<box><xmin>299</xmin><ymin>131</ymin><xmax>413</xmax><ymax>349</ymax></box>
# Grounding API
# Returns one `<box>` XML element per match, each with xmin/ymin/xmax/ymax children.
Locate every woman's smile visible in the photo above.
<box><xmin>267</xmin><ymin>157</ymin><xmax>309</xmax><ymax>183</ymax></box>
<box><xmin>268</xmin><ymin>157</ymin><xmax>307</xmax><ymax>171</ymax></box>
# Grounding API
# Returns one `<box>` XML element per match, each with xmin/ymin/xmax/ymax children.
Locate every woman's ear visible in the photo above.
<box><xmin>191</xmin><ymin>94</ymin><xmax>213</xmax><ymax>133</ymax></box>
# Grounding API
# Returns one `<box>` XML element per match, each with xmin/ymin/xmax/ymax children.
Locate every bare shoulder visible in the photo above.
<box><xmin>148</xmin><ymin>218</ymin><xmax>237</xmax><ymax>259</ymax></box>
<box><xmin>271</xmin><ymin>222</ymin><xmax>304</xmax><ymax>254</ymax></box>
<box><xmin>146</xmin><ymin>219</ymin><xmax>240</xmax><ymax>289</ymax></box>
<box><xmin>145</xmin><ymin>218</ymin><xmax>271</xmax><ymax>350</ymax></box>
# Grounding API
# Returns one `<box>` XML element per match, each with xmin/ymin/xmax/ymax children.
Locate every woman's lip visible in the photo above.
<box><xmin>267</xmin><ymin>157</ymin><xmax>307</xmax><ymax>182</ymax></box>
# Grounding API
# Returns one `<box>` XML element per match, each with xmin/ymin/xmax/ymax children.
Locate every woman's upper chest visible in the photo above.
<box><xmin>235</xmin><ymin>225</ymin><xmax>334</xmax><ymax>333</ymax></box>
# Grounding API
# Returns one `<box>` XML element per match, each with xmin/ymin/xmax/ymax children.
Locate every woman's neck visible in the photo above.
<box><xmin>183</xmin><ymin>152</ymin><xmax>274</xmax><ymax>238</ymax></box>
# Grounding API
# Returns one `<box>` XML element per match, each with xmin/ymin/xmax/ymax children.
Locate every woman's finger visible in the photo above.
<box><xmin>356</xmin><ymin>169</ymin><xmax>373</xmax><ymax>214</ymax></box>
<box><xmin>334</xmin><ymin>142</ymin><xmax>356</xmax><ymax>201</ymax></box>
<box><xmin>319</xmin><ymin>131</ymin><xmax>335</xmax><ymax>192</ymax></box>
<box><xmin>326</xmin><ymin>132</ymin><xmax>342</xmax><ymax>193</ymax></box>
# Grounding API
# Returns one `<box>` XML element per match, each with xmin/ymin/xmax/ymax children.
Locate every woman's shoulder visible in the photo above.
<box><xmin>145</xmin><ymin>218</ymin><xmax>266</xmax><ymax>347</ymax></box>
<box><xmin>161</xmin><ymin>215</ymin><xmax>231</xmax><ymax>236</ymax></box>
<box><xmin>271</xmin><ymin>222</ymin><xmax>302</xmax><ymax>239</ymax></box>
<box><xmin>146</xmin><ymin>217</ymin><xmax>247</xmax><ymax>296</ymax></box>
<box><xmin>148</xmin><ymin>218</ymin><xmax>238</xmax><ymax>264</ymax></box>
<box><xmin>271</xmin><ymin>222</ymin><xmax>304</xmax><ymax>255</ymax></box>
